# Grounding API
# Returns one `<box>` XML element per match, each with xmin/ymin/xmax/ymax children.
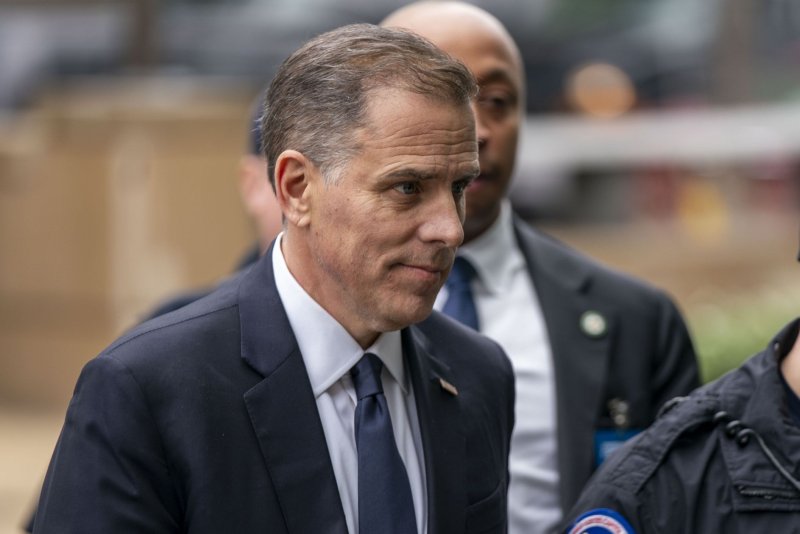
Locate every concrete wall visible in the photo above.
<box><xmin>0</xmin><ymin>78</ymin><xmax>255</xmax><ymax>409</ymax></box>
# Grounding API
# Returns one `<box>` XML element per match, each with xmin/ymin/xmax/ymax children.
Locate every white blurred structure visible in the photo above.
<box><xmin>511</xmin><ymin>101</ymin><xmax>800</xmax><ymax>218</ymax></box>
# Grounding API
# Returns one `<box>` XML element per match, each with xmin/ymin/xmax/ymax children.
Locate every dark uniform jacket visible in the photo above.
<box><xmin>513</xmin><ymin>217</ymin><xmax>699</xmax><ymax>513</ymax></box>
<box><xmin>563</xmin><ymin>318</ymin><xmax>800</xmax><ymax>533</ymax></box>
<box><xmin>33</xmin><ymin>244</ymin><xmax>515</xmax><ymax>533</ymax></box>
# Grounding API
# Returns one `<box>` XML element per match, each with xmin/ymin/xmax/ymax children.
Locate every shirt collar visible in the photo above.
<box><xmin>459</xmin><ymin>200</ymin><xmax>525</xmax><ymax>295</ymax></box>
<box><xmin>271</xmin><ymin>233</ymin><xmax>406</xmax><ymax>397</ymax></box>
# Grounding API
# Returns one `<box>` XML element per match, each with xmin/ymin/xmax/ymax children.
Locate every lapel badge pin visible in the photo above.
<box><xmin>439</xmin><ymin>378</ymin><xmax>458</xmax><ymax>396</ymax></box>
<box><xmin>580</xmin><ymin>310</ymin><xmax>607</xmax><ymax>338</ymax></box>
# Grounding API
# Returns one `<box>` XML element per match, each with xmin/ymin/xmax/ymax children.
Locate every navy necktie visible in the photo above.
<box><xmin>351</xmin><ymin>354</ymin><xmax>416</xmax><ymax>534</ymax></box>
<box><xmin>442</xmin><ymin>256</ymin><xmax>480</xmax><ymax>330</ymax></box>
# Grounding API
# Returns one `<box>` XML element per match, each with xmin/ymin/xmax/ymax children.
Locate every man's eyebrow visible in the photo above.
<box><xmin>477</xmin><ymin>68</ymin><xmax>517</xmax><ymax>88</ymax></box>
<box><xmin>382</xmin><ymin>168</ymin><xmax>437</xmax><ymax>182</ymax></box>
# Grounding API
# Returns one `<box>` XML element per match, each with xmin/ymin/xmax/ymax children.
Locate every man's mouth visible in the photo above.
<box><xmin>405</xmin><ymin>262</ymin><xmax>447</xmax><ymax>274</ymax></box>
<box><xmin>395</xmin><ymin>255</ymin><xmax>453</xmax><ymax>285</ymax></box>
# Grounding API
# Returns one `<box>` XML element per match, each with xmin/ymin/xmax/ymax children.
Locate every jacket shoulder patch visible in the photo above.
<box><xmin>568</xmin><ymin>508</ymin><xmax>636</xmax><ymax>534</ymax></box>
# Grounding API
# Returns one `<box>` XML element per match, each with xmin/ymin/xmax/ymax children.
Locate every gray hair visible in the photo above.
<box><xmin>261</xmin><ymin>23</ymin><xmax>477</xmax><ymax>184</ymax></box>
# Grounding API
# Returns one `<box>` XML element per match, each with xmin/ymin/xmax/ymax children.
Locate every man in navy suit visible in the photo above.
<box><xmin>384</xmin><ymin>3</ymin><xmax>699</xmax><ymax>533</ymax></box>
<box><xmin>33</xmin><ymin>24</ymin><xmax>514</xmax><ymax>533</ymax></box>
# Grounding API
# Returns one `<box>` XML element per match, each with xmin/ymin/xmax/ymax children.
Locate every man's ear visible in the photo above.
<box><xmin>274</xmin><ymin>150</ymin><xmax>316</xmax><ymax>227</ymax></box>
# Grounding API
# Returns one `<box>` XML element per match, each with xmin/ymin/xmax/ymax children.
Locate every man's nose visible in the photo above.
<box><xmin>421</xmin><ymin>191</ymin><xmax>465</xmax><ymax>248</ymax></box>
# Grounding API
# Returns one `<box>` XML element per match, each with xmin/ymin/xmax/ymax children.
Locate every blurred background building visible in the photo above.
<box><xmin>1</xmin><ymin>0</ymin><xmax>800</xmax><ymax>531</ymax></box>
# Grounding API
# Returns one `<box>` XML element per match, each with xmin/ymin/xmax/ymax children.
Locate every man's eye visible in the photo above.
<box><xmin>477</xmin><ymin>91</ymin><xmax>516</xmax><ymax>116</ymax></box>
<box><xmin>394</xmin><ymin>182</ymin><xmax>421</xmax><ymax>195</ymax></box>
<box><xmin>452</xmin><ymin>180</ymin><xmax>470</xmax><ymax>197</ymax></box>
<box><xmin>482</xmin><ymin>96</ymin><xmax>509</xmax><ymax>109</ymax></box>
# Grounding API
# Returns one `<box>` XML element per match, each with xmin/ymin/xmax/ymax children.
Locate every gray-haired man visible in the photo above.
<box><xmin>33</xmin><ymin>24</ymin><xmax>514</xmax><ymax>534</ymax></box>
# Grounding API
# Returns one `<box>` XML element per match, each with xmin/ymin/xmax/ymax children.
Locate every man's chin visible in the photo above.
<box><xmin>377</xmin><ymin>300</ymin><xmax>437</xmax><ymax>331</ymax></box>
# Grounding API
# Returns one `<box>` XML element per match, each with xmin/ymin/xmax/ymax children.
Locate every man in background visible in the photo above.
<box><xmin>146</xmin><ymin>96</ymin><xmax>282</xmax><ymax>318</ymax></box>
<box><xmin>32</xmin><ymin>23</ymin><xmax>514</xmax><ymax>533</ymax></box>
<box><xmin>383</xmin><ymin>3</ymin><xmax>700</xmax><ymax>532</ymax></box>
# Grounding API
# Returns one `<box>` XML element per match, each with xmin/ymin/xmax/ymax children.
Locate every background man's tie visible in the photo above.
<box><xmin>351</xmin><ymin>353</ymin><xmax>416</xmax><ymax>534</ymax></box>
<box><xmin>442</xmin><ymin>256</ymin><xmax>480</xmax><ymax>330</ymax></box>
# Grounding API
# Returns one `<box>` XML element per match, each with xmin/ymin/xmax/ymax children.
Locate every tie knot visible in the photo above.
<box><xmin>446</xmin><ymin>256</ymin><xmax>477</xmax><ymax>289</ymax></box>
<box><xmin>350</xmin><ymin>353</ymin><xmax>384</xmax><ymax>400</ymax></box>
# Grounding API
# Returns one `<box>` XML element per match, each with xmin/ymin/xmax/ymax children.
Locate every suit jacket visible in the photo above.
<box><xmin>512</xmin><ymin>217</ymin><xmax>699</xmax><ymax>514</ymax></box>
<box><xmin>33</xmin><ymin>247</ymin><xmax>515</xmax><ymax>533</ymax></box>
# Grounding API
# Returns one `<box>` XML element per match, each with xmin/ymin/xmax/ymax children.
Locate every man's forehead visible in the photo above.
<box><xmin>353</xmin><ymin>89</ymin><xmax>477</xmax><ymax>166</ymax></box>
<box><xmin>361</xmin><ymin>86</ymin><xmax>473</xmax><ymax>128</ymax></box>
<box><xmin>358</xmin><ymin>117</ymin><xmax>477</xmax><ymax>158</ymax></box>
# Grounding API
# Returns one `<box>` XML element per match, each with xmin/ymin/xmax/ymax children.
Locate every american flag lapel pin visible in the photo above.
<box><xmin>439</xmin><ymin>378</ymin><xmax>458</xmax><ymax>396</ymax></box>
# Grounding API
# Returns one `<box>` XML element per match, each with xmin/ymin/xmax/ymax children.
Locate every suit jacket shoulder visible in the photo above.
<box><xmin>34</xmin><ymin>261</ymin><xmax>334</xmax><ymax>533</ymax></box>
<box><xmin>513</xmin><ymin>217</ymin><xmax>678</xmax><ymax>309</ymax></box>
<box><xmin>35</xmin><ymin>253</ymin><xmax>516</xmax><ymax>534</ymax></box>
<box><xmin>511</xmin><ymin>216</ymin><xmax>700</xmax><ymax>513</ymax></box>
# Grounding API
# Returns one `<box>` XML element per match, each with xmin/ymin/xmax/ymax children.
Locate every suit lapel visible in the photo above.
<box><xmin>513</xmin><ymin>219</ymin><xmax>615</xmax><ymax>513</ymax></box>
<box><xmin>404</xmin><ymin>327</ymin><xmax>465</xmax><ymax>534</ymax></box>
<box><xmin>238</xmin><ymin>246</ymin><xmax>348</xmax><ymax>534</ymax></box>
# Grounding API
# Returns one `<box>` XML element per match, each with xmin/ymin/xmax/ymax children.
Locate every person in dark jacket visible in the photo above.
<box><xmin>144</xmin><ymin>93</ymin><xmax>281</xmax><ymax>319</ymax></box>
<box><xmin>563</xmin><ymin>317</ymin><xmax>800</xmax><ymax>533</ymax></box>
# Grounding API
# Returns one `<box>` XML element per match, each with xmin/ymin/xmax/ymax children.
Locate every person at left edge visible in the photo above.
<box><xmin>143</xmin><ymin>92</ymin><xmax>282</xmax><ymax>319</ymax></box>
<box><xmin>31</xmin><ymin>23</ymin><xmax>515</xmax><ymax>534</ymax></box>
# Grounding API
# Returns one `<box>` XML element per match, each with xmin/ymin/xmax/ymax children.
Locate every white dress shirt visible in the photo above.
<box><xmin>435</xmin><ymin>200</ymin><xmax>561</xmax><ymax>534</ymax></box>
<box><xmin>272</xmin><ymin>234</ymin><xmax>428</xmax><ymax>534</ymax></box>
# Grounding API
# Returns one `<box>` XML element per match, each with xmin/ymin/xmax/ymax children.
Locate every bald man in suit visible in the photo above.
<box><xmin>384</xmin><ymin>3</ymin><xmax>699</xmax><ymax>533</ymax></box>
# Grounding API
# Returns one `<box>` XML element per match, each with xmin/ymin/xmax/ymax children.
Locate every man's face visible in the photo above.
<box><xmin>384</xmin><ymin>8</ymin><xmax>524</xmax><ymax>242</ymax></box>
<box><xmin>290</xmin><ymin>88</ymin><xmax>478</xmax><ymax>346</ymax></box>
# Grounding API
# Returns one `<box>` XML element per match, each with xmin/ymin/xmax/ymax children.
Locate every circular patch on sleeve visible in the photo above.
<box><xmin>567</xmin><ymin>508</ymin><xmax>636</xmax><ymax>534</ymax></box>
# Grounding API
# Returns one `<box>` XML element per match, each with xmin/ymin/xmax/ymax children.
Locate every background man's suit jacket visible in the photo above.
<box><xmin>512</xmin><ymin>218</ymin><xmax>699</xmax><ymax>514</ymax></box>
<box><xmin>33</xmin><ymin>247</ymin><xmax>515</xmax><ymax>533</ymax></box>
